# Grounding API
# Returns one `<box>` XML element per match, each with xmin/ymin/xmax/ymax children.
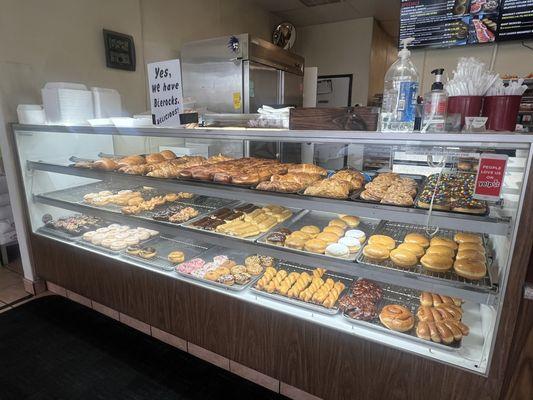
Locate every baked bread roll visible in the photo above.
<box><xmin>458</xmin><ymin>242</ymin><xmax>485</xmax><ymax>254</ymax></box>
<box><xmin>403</xmin><ymin>233</ymin><xmax>429</xmax><ymax>248</ymax></box>
<box><xmin>425</xmin><ymin>245</ymin><xmax>455</xmax><ymax>258</ymax></box>
<box><xmin>285</xmin><ymin>236</ymin><xmax>305</xmax><ymax>249</ymax></box>
<box><xmin>454</xmin><ymin>232</ymin><xmax>482</xmax><ymax>245</ymax></box>
<box><xmin>453</xmin><ymin>259</ymin><xmax>487</xmax><ymax>280</ymax></box>
<box><xmin>304</xmin><ymin>239</ymin><xmax>327</xmax><ymax>254</ymax></box>
<box><xmin>379</xmin><ymin>304</ymin><xmax>414</xmax><ymax>332</ymax></box>
<box><xmin>300</xmin><ymin>225</ymin><xmax>320</xmax><ymax>236</ymax></box>
<box><xmin>420</xmin><ymin>292</ymin><xmax>462</xmax><ymax>307</ymax></box>
<box><xmin>316</xmin><ymin>232</ymin><xmax>340</xmax><ymax>245</ymax></box>
<box><xmin>323</xmin><ymin>225</ymin><xmax>345</xmax><ymax>237</ymax></box>
<box><xmin>416</xmin><ymin>319</ymin><xmax>469</xmax><ymax>344</ymax></box>
<box><xmin>397</xmin><ymin>243</ymin><xmax>425</xmax><ymax>258</ymax></box>
<box><xmin>420</xmin><ymin>254</ymin><xmax>453</xmax><ymax>272</ymax></box>
<box><xmin>118</xmin><ymin>155</ymin><xmax>146</xmax><ymax>167</ymax></box>
<box><xmin>288</xmin><ymin>163</ymin><xmax>327</xmax><ymax>176</ymax></box>
<box><xmin>93</xmin><ymin>158</ymin><xmax>118</xmax><ymax>171</ymax></box>
<box><xmin>146</xmin><ymin>153</ymin><xmax>166</xmax><ymax>164</ymax></box>
<box><xmin>328</xmin><ymin>219</ymin><xmax>348</xmax><ymax>229</ymax></box>
<box><xmin>430</xmin><ymin>236</ymin><xmax>458</xmax><ymax>251</ymax></box>
<box><xmin>417</xmin><ymin>305</ymin><xmax>462</xmax><ymax>322</ymax></box>
<box><xmin>331</xmin><ymin>169</ymin><xmax>365</xmax><ymax>190</ymax></box>
<box><xmin>456</xmin><ymin>250</ymin><xmax>486</xmax><ymax>262</ymax></box>
<box><xmin>339</xmin><ymin>215</ymin><xmax>360</xmax><ymax>227</ymax></box>
<box><xmin>390</xmin><ymin>248</ymin><xmax>418</xmax><ymax>268</ymax></box>
<box><xmin>363</xmin><ymin>244</ymin><xmax>390</xmax><ymax>261</ymax></box>
<box><xmin>303</xmin><ymin>178</ymin><xmax>352</xmax><ymax>199</ymax></box>
<box><xmin>160</xmin><ymin>150</ymin><xmax>176</xmax><ymax>160</ymax></box>
<box><xmin>368</xmin><ymin>235</ymin><xmax>396</xmax><ymax>250</ymax></box>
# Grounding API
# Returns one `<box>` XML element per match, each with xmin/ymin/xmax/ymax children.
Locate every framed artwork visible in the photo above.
<box><xmin>103</xmin><ymin>29</ymin><xmax>136</xmax><ymax>71</ymax></box>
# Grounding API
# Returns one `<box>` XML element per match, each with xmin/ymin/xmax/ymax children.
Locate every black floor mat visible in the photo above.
<box><xmin>0</xmin><ymin>295</ymin><xmax>287</xmax><ymax>400</ymax></box>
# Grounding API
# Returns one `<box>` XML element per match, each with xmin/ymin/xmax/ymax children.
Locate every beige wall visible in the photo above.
<box><xmin>293</xmin><ymin>17</ymin><xmax>375</xmax><ymax>106</ymax></box>
<box><xmin>412</xmin><ymin>42</ymin><xmax>533</xmax><ymax>95</ymax></box>
<box><xmin>140</xmin><ymin>0</ymin><xmax>275</xmax><ymax>64</ymax></box>
<box><xmin>0</xmin><ymin>0</ymin><xmax>274</xmax><ymax>122</ymax></box>
<box><xmin>0</xmin><ymin>0</ymin><xmax>147</xmax><ymax>122</ymax></box>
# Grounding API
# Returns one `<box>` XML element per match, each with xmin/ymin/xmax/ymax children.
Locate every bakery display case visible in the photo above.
<box><xmin>9</xmin><ymin>124</ymin><xmax>533</xmax><ymax>384</ymax></box>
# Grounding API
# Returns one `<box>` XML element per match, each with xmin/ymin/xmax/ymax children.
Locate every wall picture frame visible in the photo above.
<box><xmin>103</xmin><ymin>29</ymin><xmax>136</xmax><ymax>71</ymax></box>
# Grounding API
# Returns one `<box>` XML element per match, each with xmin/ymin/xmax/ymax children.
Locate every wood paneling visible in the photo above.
<box><xmin>501</xmin><ymin>297</ymin><xmax>533</xmax><ymax>400</ymax></box>
<box><xmin>31</xmin><ymin>159</ymin><xmax>533</xmax><ymax>400</ymax></box>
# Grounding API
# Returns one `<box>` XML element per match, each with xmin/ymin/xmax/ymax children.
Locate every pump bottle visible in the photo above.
<box><xmin>421</xmin><ymin>68</ymin><xmax>448</xmax><ymax>133</ymax></box>
<box><xmin>378</xmin><ymin>38</ymin><xmax>420</xmax><ymax>132</ymax></box>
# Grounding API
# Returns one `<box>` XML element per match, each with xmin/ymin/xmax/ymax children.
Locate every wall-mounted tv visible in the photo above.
<box><xmin>399</xmin><ymin>0</ymin><xmax>533</xmax><ymax>48</ymax></box>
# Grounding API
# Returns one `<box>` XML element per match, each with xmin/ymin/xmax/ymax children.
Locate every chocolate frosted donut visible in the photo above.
<box><xmin>346</xmin><ymin>301</ymin><xmax>377</xmax><ymax>321</ymax></box>
<box><xmin>266</xmin><ymin>232</ymin><xmax>287</xmax><ymax>245</ymax></box>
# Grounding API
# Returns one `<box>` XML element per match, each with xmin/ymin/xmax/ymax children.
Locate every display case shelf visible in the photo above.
<box><xmin>30</xmin><ymin>230</ymin><xmax>488</xmax><ymax>373</ymax></box>
<box><xmin>33</xmin><ymin>191</ymin><xmax>499</xmax><ymax>305</ymax></box>
<box><xmin>28</xmin><ymin>161</ymin><xmax>511</xmax><ymax>236</ymax></box>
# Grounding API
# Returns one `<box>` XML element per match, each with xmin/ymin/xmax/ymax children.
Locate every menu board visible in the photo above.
<box><xmin>497</xmin><ymin>0</ymin><xmax>533</xmax><ymax>41</ymax></box>
<box><xmin>400</xmin><ymin>0</ymin><xmax>532</xmax><ymax>48</ymax></box>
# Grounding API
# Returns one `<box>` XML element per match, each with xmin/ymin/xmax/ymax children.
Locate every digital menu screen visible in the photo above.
<box><xmin>400</xmin><ymin>0</ymin><xmax>532</xmax><ymax>48</ymax></box>
<box><xmin>497</xmin><ymin>0</ymin><xmax>533</xmax><ymax>41</ymax></box>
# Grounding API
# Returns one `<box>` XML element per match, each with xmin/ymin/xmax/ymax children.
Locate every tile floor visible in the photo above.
<box><xmin>0</xmin><ymin>259</ymin><xmax>30</xmax><ymax>311</ymax></box>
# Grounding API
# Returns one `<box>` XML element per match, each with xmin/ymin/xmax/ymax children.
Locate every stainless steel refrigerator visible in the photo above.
<box><xmin>181</xmin><ymin>34</ymin><xmax>304</xmax><ymax>114</ymax></box>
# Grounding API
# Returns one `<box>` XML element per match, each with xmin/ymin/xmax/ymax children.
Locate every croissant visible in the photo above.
<box><xmin>288</xmin><ymin>163</ymin><xmax>328</xmax><ymax>176</ymax></box>
<box><xmin>331</xmin><ymin>169</ymin><xmax>365</xmax><ymax>190</ymax></box>
<box><xmin>118</xmin><ymin>164</ymin><xmax>150</xmax><ymax>175</ymax></box>
<box><xmin>304</xmin><ymin>179</ymin><xmax>352</xmax><ymax>199</ymax></box>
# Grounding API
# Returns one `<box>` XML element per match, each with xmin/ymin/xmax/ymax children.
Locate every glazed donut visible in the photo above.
<box><xmin>379</xmin><ymin>304</ymin><xmax>414</xmax><ymax>332</ymax></box>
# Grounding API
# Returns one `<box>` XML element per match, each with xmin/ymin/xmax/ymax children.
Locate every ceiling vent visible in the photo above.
<box><xmin>299</xmin><ymin>0</ymin><xmax>342</xmax><ymax>7</ymax></box>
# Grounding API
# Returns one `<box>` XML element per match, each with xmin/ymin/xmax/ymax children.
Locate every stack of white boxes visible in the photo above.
<box><xmin>0</xmin><ymin>174</ymin><xmax>16</xmax><ymax>264</ymax></box>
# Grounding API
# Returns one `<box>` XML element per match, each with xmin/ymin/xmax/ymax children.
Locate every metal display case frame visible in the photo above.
<box><xmin>9</xmin><ymin>123</ymin><xmax>533</xmax><ymax>377</ymax></box>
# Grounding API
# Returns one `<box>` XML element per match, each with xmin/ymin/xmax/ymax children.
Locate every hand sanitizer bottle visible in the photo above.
<box><xmin>379</xmin><ymin>38</ymin><xmax>419</xmax><ymax>132</ymax></box>
<box><xmin>421</xmin><ymin>68</ymin><xmax>448</xmax><ymax>133</ymax></box>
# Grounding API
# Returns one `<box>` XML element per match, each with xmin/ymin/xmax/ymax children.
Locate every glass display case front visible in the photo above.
<box><xmin>11</xmin><ymin>124</ymin><xmax>533</xmax><ymax>375</ymax></box>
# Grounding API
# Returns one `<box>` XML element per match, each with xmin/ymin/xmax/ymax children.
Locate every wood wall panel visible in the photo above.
<box><xmin>501</xmin><ymin>297</ymin><xmax>533</xmax><ymax>400</ymax></box>
<box><xmin>32</xmin><ymin>230</ymin><xmax>533</xmax><ymax>400</ymax></box>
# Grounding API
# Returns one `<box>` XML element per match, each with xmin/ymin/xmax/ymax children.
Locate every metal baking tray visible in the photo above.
<box><xmin>250</xmin><ymin>261</ymin><xmax>354</xmax><ymax>315</ymax></box>
<box><xmin>37</xmin><ymin>225</ymin><xmax>86</xmax><ymax>241</ymax></box>
<box><xmin>182</xmin><ymin>202</ymin><xmax>303</xmax><ymax>242</ymax></box>
<box><xmin>356</xmin><ymin>221</ymin><xmax>495</xmax><ymax>290</ymax></box>
<box><xmin>75</xmin><ymin>229</ymin><xmax>158</xmax><ymax>255</ymax></box>
<box><xmin>174</xmin><ymin>195</ymin><xmax>237</xmax><ymax>210</ymax></box>
<box><xmin>414</xmin><ymin>173</ymin><xmax>489</xmax><ymax>216</ymax></box>
<box><xmin>121</xmin><ymin>236</ymin><xmax>210</xmax><ymax>271</ymax></box>
<box><xmin>177</xmin><ymin>174</ymin><xmax>257</xmax><ymax>188</ymax></box>
<box><xmin>256</xmin><ymin>210</ymin><xmax>380</xmax><ymax>262</ymax></box>
<box><xmin>350</xmin><ymin>173</ymin><xmax>426</xmax><ymax>209</ymax></box>
<box><xmin>175</xmin><ymin>245</ymin><xmax>263</xmax><ymax>292</ymax></box>
<box><xmin>142</xmin><ymin>203</ymin><xmax>214</xmax><ymax>225</ymax></box>
<box><xmin>342</xmin><ymin>281</ymin><xmax>462</xmax><ymax>351</ymax></box>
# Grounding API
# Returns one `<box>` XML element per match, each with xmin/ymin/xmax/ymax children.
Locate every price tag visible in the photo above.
<box><xmin>147</xmin><ymin>59</ymin><xmax>183</xmax><ymax>126</ymax></box>
<box><xmin>473</xmin><ymin>153</ymin><xmax>508</xmax><ymax>201</ymax></box>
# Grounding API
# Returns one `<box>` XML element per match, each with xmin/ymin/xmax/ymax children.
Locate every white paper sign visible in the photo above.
<box><xmin>147</xmin><ymin>59</ymin><xmax>183</xmax><ymax>126</ymax></box>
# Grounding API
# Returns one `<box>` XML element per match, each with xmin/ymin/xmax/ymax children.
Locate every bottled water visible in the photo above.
<box><xmin>379</xmin><ymin>38</ymin><xmax>419</xmax><ymax>132</ymax></box>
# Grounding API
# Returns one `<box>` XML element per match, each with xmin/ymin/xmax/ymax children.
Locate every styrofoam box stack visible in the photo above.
<box><xmin>42</xmin><ymin>82</ymin><xmax>94</xmax><ymax>124</ymax></box>
<box><xmin>91</xmin><ymin>87</ymin><xmax>122</xmax><ymax>118</ymax></box>
<box><xmin>0</xmin><ymin>176</ymin><xmax>16</xmax><ymax>245</ymax></box>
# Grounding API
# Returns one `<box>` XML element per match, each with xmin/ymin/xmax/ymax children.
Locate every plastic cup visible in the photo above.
<box><xmin>482</xmin><ymin>95</ymin><xmax>522</xmax><ymax>132</ymax></box>
<box><xmin>447</xmin><ymin>96</ymin><xmax>483</xmax><ymax>129</ymax></box>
